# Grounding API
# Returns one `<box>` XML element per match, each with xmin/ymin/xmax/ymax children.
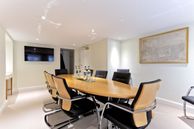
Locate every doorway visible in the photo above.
<box><xmin>60</xmin><ymin>48</ymin><xmax>74</xmax><ymax>74</ymax></box>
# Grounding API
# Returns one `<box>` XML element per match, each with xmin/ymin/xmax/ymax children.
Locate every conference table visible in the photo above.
<box><xmin>58</xmin><ymin>74</ymin><xmax>138</xmax><ymax>99</ymax></box>
<box><xmin>58</xmin><ymin>74</ymin><xmax>138</xmax><ymax>128</ymax></box>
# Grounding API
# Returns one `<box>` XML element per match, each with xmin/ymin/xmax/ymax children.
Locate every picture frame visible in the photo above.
<box><xmin>139</xmin><ymin>27</ymin><xmax>189</xmax><ymax>64</ymax></box>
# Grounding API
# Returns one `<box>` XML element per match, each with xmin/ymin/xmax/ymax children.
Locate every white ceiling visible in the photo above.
<box><xmin>0</xmin><ymin>0</ymin><xmax>194</xmax><ymax>47</ymax></box>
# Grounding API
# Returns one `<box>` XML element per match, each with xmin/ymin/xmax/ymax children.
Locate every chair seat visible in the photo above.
<box><xmin>182</xmin><ymin>96</ymin><xmax>194</xmax><ymax>104</ymax></box>
<box><xmin>104</xmin><ymin>105</ymin><xmax>137</xmax><ymax>129</ymax></box>
<box><xmin>64</xmin><ymin>98</ymin><xmax>97</xmax><ymax>117</ymax></box>
<box><xmin>103</xmin><ymin>103</ymin><xmax>152</xmax><ymax>129</ymax></box>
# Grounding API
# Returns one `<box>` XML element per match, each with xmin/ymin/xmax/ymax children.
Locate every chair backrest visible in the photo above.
<box><xmin>43</xmin><ymin>71</ymin><xmax>49</xmax><ymax>85</ymax></box>
<box><xmin>53</xmin><ymin>76</ymin><xmax>73</xmax><ymax>111</ymax></box>
<box><xmin>95</xmin><ymin>70</ymin><xmax>108</xmax><ymax>79</ymax></box>
<box><xmin>131</xmin><ymin>79</ymin><xmax>161</xmax><ymax>127</ymax></box>
<box><xmin>88</xmin><ymin>69</ymin><xmax>94</xmax><ymax>76</ymax></box>
<box><xmin>112</xmin><ymin>72</ymin><xmax>131</xmax><ymax>84</ymax></box>
<box><xmin>46</xmin><ymin>72</ymin><xmax>57</xmax><ymax>98</ymax></box>
<box><xmin>55</xmin><ymin>69</ymin><xmax>68</xmax><ymax>76</ymax></box>
<box><xmin>117</xmin><ymin>69</ymin><xmax>130</xmax><ymax>73</ymax></box>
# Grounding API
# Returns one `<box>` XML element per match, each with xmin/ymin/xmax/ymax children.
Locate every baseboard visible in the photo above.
<box><xmin>13</xmin><ymin>85</ymin><xmax>46</xmax><ymax>93</ymax></box>
<box><xmin>0</xmin><ymin>100</ymin><xmax>7</xmax><ymax>114</ymax></box>
<box><xmin>157</xmin><ymin>97</ymin><xmax>194</xmax><ymax>113</ymax></box>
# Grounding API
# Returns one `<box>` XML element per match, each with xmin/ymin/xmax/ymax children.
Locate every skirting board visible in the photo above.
<box><xmin>13</xmin><ymin>85</ymin><xmax>46</xmax><ymax>94</ymax></box>
<box><xmin>157</xmin><ymin>97</ymin><xmax>194</xmax><ymax>113</ymax></box>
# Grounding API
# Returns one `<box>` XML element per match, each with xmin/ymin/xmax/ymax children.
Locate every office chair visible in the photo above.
<box><xmin>43</xmin><ymin>71</ymin><xmax>51</xmax><ymax>94</ymax></box>
<box><xmin>94</xmin><ymin>70</ymin><xmax>109</xmax><ymax>103</ymax></box>
<box><xmin>45</xmin><ymin>76</ymin><xmax>98</xmax><ymax>129</ymax></box>
<box><xmin>117</xmin><ymin>69</ymin><xmax>133</xmax><ymax>85</ymax></box>
<box><xmin>182</xmin><ymin>86</ymin><xmax>194</xmax><ymax>119</ymax></box>
<box><xmin>100</xmin><ymin>79</ymin><xmax>161</xmax><ymax>129</ymax></box>
<box><xmin>95</xmin><ymin>70</ymin><xmax>108</xmax><ymax>79</ymax></box>
<box><xmin>55</xmin><ymin>69</ymin><xmax>68</xmax><ymax>76</ymax></box>
<box><xmin>117</xmin><ymin>69</ymin><xmax>130</xmax><ymax>73</ymax></box>
<box><xmin>96</xmin><ymin>72</ymin><xmax>131</xmax><ymax>104</ymax></box>
<box><xmin>112</xmin><ymin>72</ymin><xmax>132</xmax><ymax>103</ymax></box>
<box><xmin>88</xmin><ymin>69</ymin><xmax>94</xmax><ymax>76</ymax></box>
<box><xmin>112</xmin><ymin>72</ymin><xmax>131</xmax><ymax>84</ymax></box>
<box><xmin>43</xmin><ymin>71</ymin><xmax>60</xmax><ymax>113</ymax></box>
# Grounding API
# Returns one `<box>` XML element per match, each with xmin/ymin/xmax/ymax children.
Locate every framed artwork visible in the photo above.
<box><xmin>139</xmin><ymin>27</ymin><xmax>189</xmax><ymax>64</ymax></box>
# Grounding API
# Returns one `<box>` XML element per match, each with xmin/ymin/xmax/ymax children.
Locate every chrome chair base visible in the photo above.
<box><xmin>44</xmin><ymin>109</ymin><xmax>96</xmax><ymax>129</ymax></box>
<box><xmin>183</xmin><ymin>101</ymin><xmax>194</xmax><ymax>120</ymax></box>
<box><xmin>182</xmin><ymin>86</ymin><xmax>194</xmax><ymax>120</ymax></box>
<box><xmin>43</xmin><ymin>102</ymin><xmax>60</xmax><ymax>113</ymax></box>
<box><xmin>44</xmin><ymin>109</ymin><xmax>77</xmax><ymax>129</ymax></box>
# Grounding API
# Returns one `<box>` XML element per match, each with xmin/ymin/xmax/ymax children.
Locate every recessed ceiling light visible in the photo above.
<box><xmin>119</xmin><ymin>18</ymin><xmax>125</xmax><ymax>22</ymax></box>
<box><xmin>56</xmin><ymin>23</ymin><xmax>62</xmax><ymax>26</ymax></box>
<box><xmin>36</xmin><ymin>38</ymin><xmax>39</xmax><ymax>41</ymax></box>
<box><xmin>41</xmin><ymin>16</ymin><xmax>46</xmax><ymax>20</ymax></box>
<box><xmin>91</xmin><ymin>29</ymin><xmax>97</xmax><ymax>35</ymax></box>
<box><xmin>73</xmin><ymin>43</ymin><xmax>76</xmax><ymax>46</ymax></box>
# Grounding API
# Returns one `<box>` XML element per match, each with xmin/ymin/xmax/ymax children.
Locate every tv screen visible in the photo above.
<box><xmin>24</xmin><ymin>46</ymin><xmax>54</xmax><ymax>62</ymax></box>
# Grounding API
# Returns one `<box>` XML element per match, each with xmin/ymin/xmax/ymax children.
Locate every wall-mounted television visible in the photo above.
<box><xmin>24</xmin><ymin>46</ymin><xmax>54</xmax><ymax>62</ymax></box>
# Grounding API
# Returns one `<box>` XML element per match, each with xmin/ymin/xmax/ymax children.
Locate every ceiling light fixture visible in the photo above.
<box><xmin>88</xmin><ymin>28</ymin><xmax>97</xmax><ymax>40</ymax></box>
<box><xmin>91</xmin><ymin>29</ymin><xmax>96</xmax><ymax>35</ymax></box>
<box><xmin>41</xmin><ymin>16</ymin><xmax>46</xmax><ymax>20</ymax></box>
<box><xmin>36</xmin><ymin>38</ymin><xmax>39</xmax><ymax>41</ymax></box>
<box><xmin>119</xmin><ymin>18</ymin><xmax>125</xmax><ymax>22</ymax></box>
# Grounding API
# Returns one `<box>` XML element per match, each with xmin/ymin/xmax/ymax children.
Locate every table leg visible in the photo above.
<box><xmin>91</xmin><ymin>96</ymin><xmax>101</xmax><ymax>129</ymax></box>
<box><xmin>6</xmin><ymin>79</ymin><xmax>8</xmax><ymax>100</ymax></box>
<box><xmin>108</xmin><ymin>120</ymin><xmax>112</xmax><ymax>129</ymax></box>
<box><xmin>10</xmin><ymin>77</ymin><xmax>13</xmax><ymax>95</ymax></box>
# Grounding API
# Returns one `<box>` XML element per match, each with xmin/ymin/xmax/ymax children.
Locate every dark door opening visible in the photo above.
<box><xmin>60</xmin><ymin>48</ymin><xmax>74</xmax><ymax>74</ymax></box>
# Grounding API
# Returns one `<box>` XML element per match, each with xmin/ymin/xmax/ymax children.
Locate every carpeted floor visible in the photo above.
<box><xmin>0</xmin><ymin>87</ymin><xmax>193</xmax><ymax>129</ymax></box>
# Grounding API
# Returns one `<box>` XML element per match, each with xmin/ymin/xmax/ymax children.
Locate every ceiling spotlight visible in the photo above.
<box><xmin>36</xmin><ymin>38</ymin><xmax>39</xmax><ymax>41</ymax></box>
<box><xmin>41</xmin><ymin>16</ymin><xmax>46</xmax><ymax>20</ymax></box>
<box><xmin>119</xmin><ymin>18</ymin><xmax>125</xmax><ymax>22</ymax></box>
<box><xmin>91</xmin><ymin>29</ymin><xmax>97</xmax><ymax>35</ymax></box>
<box><xmin>56</xmin><ymin>23</ymin><xmax>62</xmax><ymax>26</ymax></box>
<box><xmin>73</xmin><ymin>43</ymin><xmax>76</xmax><ymax>46</ymax></box>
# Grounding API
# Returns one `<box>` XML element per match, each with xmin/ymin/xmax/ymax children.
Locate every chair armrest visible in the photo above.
<box><xmin>186</xmin><ymin>86</ymin><xmax>194</xmax><ymax>96</ymax></box>
<box><xmin>110</xmin><ymin>103</ymin><xmax>134</xmax><ymax>111</ymax></box>
<box><xmin>100</xmin><ymin>100</ymin><xmax>157</xmax><ymax>122</ymax></box>
<box><xmin>48</xmin><ymin>86</ymin><xmax>56</xmax><ymax>90</ymax></box>
<box><xmin>57</xmin><ymin>95</ymin><xmax>87</xmax><ymax>102</ymax></box>
<box><xmin>191</xmin><ymin>86</ymin><xmax>194</xmax><ymax>89</ymax></box>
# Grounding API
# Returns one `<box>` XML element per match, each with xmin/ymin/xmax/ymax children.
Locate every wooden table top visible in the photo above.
<box><xmin>58</xmin><ymin>74</ymin><xmax>138</xmax><ymax>99</ymax></box>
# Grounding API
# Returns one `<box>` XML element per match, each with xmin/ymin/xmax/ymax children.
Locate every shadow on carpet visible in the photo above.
<box><xmin>179</xmin><ymin>116</ymin><xmax>194</xmax><ymax>129</ymax></box>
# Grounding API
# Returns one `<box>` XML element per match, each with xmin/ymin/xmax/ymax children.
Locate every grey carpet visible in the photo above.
<box><xmin>179</xmin><ymin>116</ymin><xmax>194</xmax><ymax>129</ymax></box>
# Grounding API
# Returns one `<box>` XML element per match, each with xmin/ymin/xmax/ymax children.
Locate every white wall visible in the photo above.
<box><xmin>79</xmin><ymin>39</ymin><xmax>108</xmax><ymax>72</ymax></box>
<box><xmin>121</xmin><ymin>24</ymin><xmax>194</xmax><ymax>103</ymax></box>
<box><xmin>74</xmin><ymin>48</ymin><xmax>80</xmax><ymax>66</ymax></box>
<box><xmin>0</xmin><ymin>27</ymin><xmax>6</xmax><ymax>107</ymax></box>
<box><xmin>107</xmin><ymin>39</ymin><xmax>121</xmax><ymax>79</ymax></box>
<box><xmin>78</xmin><ymin>39</ymin><xmax>121</xmax><ymax>79</ymax></box>
<box><xmin>5</xmin><ymin>34</ymin><xmax>13</xmax><ymax>75</ymax></box>
<box><xmin>13</xmin><ymin>41</ymin><xmax>60</xmax><ymax>90</ymax></box>
<box><xmin>61</xmin><ymin>49</ymin><xmax>70</xmax><ymax>72</ymax></box>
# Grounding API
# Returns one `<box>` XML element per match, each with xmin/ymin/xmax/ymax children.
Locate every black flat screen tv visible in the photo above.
<box><xmin>24</xmin><ymin>46</ymin><xmax>54</xmax><ymax>62</ymax></box>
